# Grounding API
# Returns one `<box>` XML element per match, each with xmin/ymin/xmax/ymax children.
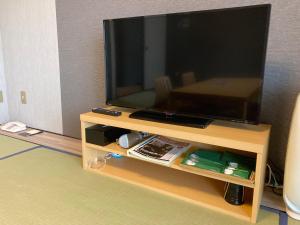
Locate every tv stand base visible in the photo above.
<box><xmin>129</xmin><ymin>110</ymin><xmax>212</xmax><ymax>128</ymax></box>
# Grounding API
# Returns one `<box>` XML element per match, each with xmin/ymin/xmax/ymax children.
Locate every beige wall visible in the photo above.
<box><xmin>56</xmin><ymin>0</ymin><xmax>300</xmax><ymax>169</ymax></box>
<box><xmin>0</xmin><ymin>32</ymin><xmax>9</xmax><ymax>123</ymax></box>
<box><xmin>0</xmin><ymin>0</ymin><xmax>63</xmax><ymax>133</ymax></box>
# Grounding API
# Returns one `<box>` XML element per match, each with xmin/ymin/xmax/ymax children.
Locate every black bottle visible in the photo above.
<box><xmin>224</xmin><ymin>183</ymin><xmax>244</xmax><ymax>205</ymax></box>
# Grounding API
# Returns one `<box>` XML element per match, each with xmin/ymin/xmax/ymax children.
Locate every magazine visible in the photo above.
<box><xmin>127</xmin><ymin>135</ymin><xmax>191</xmax><ymax>166</ymax></box>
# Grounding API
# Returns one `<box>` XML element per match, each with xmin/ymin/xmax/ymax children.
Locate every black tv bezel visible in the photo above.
<box><xmin>103</xmin><ymin>4</ymin><xmax>271</xmax><ymax>125</ymax></box>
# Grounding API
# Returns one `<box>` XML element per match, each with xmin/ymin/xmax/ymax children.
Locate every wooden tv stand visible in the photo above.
<box><xmin>80</xmin><ymin>108</ymin><xmax>271</xmax><ymax>223</ymax></box>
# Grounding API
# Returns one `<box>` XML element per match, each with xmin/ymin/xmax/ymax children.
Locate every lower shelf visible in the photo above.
<box><xmin>85</xmin><ymin>142</ymin><xmax>255</xmax><ymax>188</ymax></box>
<box><xmin>85</xmin><ymin>156</ymin><xmax>253</xmax><ymax>221</ymax></box>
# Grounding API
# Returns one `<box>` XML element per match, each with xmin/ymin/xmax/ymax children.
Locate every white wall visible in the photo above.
<box><xmin>0</xmin><ymin>32</ymin><xmax>9</xmax><ymax>124</ymax></box>
<box><xmin>0</xmin><ymin>0</ymin><xmax>63</xmax><ymax>133</ymax></box>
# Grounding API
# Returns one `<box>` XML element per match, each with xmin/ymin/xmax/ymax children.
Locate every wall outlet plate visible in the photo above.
<box><xmin>21</xmin><ymin>91</ymin><xmax>27</xmax><ymax>104</ymax></box>
<box><xmin>0</xmin><ymin>90</ymin><xmax>3</xmax><ymax>103</ymax></box>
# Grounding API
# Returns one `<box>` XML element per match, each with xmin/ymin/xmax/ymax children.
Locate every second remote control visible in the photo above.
<box><xmin>92</xmin><ymin>108</ymin><xmax>122</xmax><ymax>116</ymax></box>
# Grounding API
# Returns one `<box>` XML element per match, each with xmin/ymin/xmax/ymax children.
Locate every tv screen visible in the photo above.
<box><xmin>104</xmin><ymin>4</ymin><xmax>271</xmax><ymax>125</ymax></box>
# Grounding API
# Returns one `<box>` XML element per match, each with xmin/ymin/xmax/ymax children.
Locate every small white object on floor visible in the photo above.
<box><xmin>19</xmin><ymin>129</ymin><xmax>43</xmax><ymax>137</ymax></box>
<box><xmin>1</xmin><ymin>121</ymin><xmax>26</xmax><ymax>133</ymax></box>
<box><xmin>26</xmin><ymin>129</ymin><xmax>42</xmax><ymax>135</ymax></box>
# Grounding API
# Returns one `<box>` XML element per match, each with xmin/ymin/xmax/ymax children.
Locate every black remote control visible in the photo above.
<box><xmin>92</xmin><ymin>108</ymin><xmax>122</xmax><ymax>116</ymax></box>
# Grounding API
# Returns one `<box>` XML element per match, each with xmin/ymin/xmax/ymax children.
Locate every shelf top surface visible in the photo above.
<box><xmin>81</xmin><ymin>107</ymin><xmax>271</xmax><ymax>154</ymax></box>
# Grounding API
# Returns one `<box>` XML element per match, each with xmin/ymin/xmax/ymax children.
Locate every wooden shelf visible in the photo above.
<box><xmin>86</xmin><ymin>142</ymin><xmax>255</xmax><ymax>188</ymax></box>
<box><xmin>86</xmin><ymin>142</ymin><xmax>127</xmax><ymax>156</ymax></box>
<box><xmin>172</xmin><ymin>150</ymin><xmax>255</xmax><ymax>188</ymax></box>
<box><xmin>81</xmin><ymin>108</ymin><xmax>271</xmax><ymax>223</ymax></box>
<box><xmin>81</xmin><ymin>108</ymin><xmax>271</xmax><ymax>153</ymax></box>
<box><xmin>86</xmin><ymin>156</ymin><xmax>253</xmax><ymax>221</ymax></box>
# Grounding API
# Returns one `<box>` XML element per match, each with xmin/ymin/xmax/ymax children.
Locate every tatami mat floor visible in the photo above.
<box><xmin>0</xmin><ymin>134</ymin><xmax>294</xmax><ymax>225</ymax></box>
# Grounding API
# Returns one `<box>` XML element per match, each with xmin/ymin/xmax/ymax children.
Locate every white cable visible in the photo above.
<box><xmin>266</xmin><ymin>163</ymin><xmax>272</xmax><ymax>186</ymax></box>
<box><xmin>265</xmin><ymin>163</ymin><xmax>283</xmax><ymax>189</ymax></box>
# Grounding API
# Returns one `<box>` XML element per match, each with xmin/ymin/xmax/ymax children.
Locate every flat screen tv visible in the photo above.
<box><xmin>104</xmin><ymin>4</ymin><xmax>271</xmax><ymax>128</ymax></box>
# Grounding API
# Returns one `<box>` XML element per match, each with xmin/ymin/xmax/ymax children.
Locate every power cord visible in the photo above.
<box><xmin>265</xmin><ymin>161</ymin><xmax>284</xmax><ymax>196</ymax></box>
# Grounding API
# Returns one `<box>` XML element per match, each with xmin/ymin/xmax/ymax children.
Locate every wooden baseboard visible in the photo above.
<box><xmin>0</xmin><ymin>129</ymin><xmax>82</xmax><ymax>154</ymax></box>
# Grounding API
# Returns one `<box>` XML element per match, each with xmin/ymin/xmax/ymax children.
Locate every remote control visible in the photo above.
<box><xmin>92</xmin><ymin>108</ymin><xmax>122</xmax><ymax>116</ymax></box>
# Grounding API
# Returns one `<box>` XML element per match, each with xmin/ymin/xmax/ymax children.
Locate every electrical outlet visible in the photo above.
<box><xmin>21</xmin><ymin>91</ymin><xmax>27</xmax><ymax>104</ymax></box>
<box><xmin>0</xmin><ymin>90</ymin><xmax>3</xmax><ymax>103</ymax></box>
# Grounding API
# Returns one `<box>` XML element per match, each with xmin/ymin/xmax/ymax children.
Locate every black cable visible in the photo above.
<box><xmin>272</xmin><ymin>187</ymin><xmax>283</xmax><ymax>196</ymax></box>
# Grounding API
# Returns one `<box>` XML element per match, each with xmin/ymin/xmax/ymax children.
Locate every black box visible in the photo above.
<box><xmin>86</xmin><ymin>125</ymin><xmax>129</xmax><ymax>146</ymax></box>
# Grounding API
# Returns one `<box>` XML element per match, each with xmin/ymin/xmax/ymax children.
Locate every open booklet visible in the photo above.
<box><xmin>127</xmin><ymin>135</ymin><xmax>191</xmax><ymax>166</ymax></box>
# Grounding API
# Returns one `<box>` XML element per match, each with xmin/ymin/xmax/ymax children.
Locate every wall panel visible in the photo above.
<box><xmin>0</xmin><ymin>32</ymin><xmax>9</xmax><ymax>123</ymax></box>
<box><xmin>56</xmin><ymin>0</ymin><xmax>300</xmax><ymax>169</ymax></box>
<box><xmin>0</xmin><ymin>0</ymin><xmax>63</xmax><ymax>133</ymax></box>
